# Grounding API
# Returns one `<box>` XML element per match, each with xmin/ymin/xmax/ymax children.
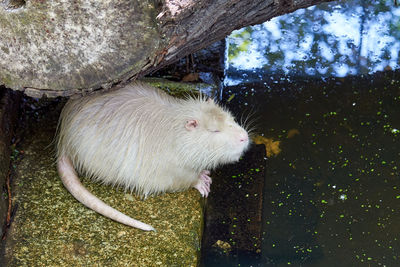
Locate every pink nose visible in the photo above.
<box><xmin>239</xmin><ymin>132</ymin><xmax>248</xmax><ymax>143</ymax></box>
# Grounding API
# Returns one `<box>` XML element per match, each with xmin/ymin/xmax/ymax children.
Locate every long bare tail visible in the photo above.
<box><xmin>57</xmin><ymin>155</ymin><xmax>155</xmax><ymax>231</ymax></box>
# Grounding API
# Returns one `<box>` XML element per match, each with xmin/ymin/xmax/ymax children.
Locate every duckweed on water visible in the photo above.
<box><xmin>222</xmin><ymin>70</ymin><xmax>400</xmax><ymax>266</ymax></box>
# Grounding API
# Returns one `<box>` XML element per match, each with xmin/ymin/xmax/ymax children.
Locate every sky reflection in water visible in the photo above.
<box><xmin>207</xmin><ymin>0</ymin><xmax>400</xmax><ymax>266</ymax></box>
<box><xmin>225</xmin><ymin>0</ymin><xmax>400</xmax><ymax>85</ymax></box>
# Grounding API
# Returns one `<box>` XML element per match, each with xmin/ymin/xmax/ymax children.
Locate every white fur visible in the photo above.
<box><xmin>56</xmin><ymin>82</ymin><xmax>249</xmax><ymax>230</ymax></box>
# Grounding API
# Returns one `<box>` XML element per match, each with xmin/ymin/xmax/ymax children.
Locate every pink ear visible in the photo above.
<box><xmin>207</xmin><ymin>98</ymin><xmax>214</xmax><ymax>104</ymax></box>
<box><xmin>185</xmin><ymin>120</ymin><xmax>198</xmax><ymax>131</ymax></box>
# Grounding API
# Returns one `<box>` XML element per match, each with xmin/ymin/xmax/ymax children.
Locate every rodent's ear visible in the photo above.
<box><xmin>206</xmin><ymin>98</ymin><xmax>214</xmax><ymax>104</ymax></box>
<box><xmin>185</xmin><ymin>120</ymin><xmax>199</xmax><ymax>131</ymax></box>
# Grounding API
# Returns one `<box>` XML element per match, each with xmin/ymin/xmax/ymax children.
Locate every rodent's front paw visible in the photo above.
<box><xmin>193</xmin><ymin>170</ymin><xmax>212</xmax><ymax>197</ymax></box>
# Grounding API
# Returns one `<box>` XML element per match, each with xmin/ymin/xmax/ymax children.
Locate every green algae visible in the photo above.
<box><xmin>142</xmin><ymin>77</ymin><xmax>217</xmax><ymax>97</ymax></box>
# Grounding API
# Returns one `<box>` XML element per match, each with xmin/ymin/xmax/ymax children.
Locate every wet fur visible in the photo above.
<box><xmin>56</xmin><ymin>82</ymin><xmax>249</xmax><ymax>230</ymax></box>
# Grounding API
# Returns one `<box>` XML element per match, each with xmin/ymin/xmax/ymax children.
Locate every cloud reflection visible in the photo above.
<box><xmin>225</xmin><ymin>0</ymin><xmax>400</xmax><ymax>84</ymax></box>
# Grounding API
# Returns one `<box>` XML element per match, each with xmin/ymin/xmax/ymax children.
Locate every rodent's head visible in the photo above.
<box><xmin>183</xmin><ymin>98</ymin><xmax>249</xmax><ymax>168</ymax></box>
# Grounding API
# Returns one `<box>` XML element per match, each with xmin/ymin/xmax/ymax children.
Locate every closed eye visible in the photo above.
<box><xmin>209</xmin><ymin>129</ymin><xmax>220</xmax><ymax>133</ymax></box>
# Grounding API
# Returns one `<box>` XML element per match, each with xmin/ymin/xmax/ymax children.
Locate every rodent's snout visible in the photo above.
<box><xmin>234</xmin><ymin>130</ymin><xmax>250</xmax><ymax>158</ymax></box>
<box><xmin>239</xmin><ymin>132</ymin><xmax>249</xmax><ymax>143</ymax></box>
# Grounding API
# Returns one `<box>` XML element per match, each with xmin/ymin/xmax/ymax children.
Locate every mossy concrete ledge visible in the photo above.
<box><xmin>3</xmin><ymin>81</ymin><xmax>206</xmax><ymax>266</ymax></box>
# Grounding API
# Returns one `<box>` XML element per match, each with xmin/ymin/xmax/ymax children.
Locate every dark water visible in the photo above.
<box><xmin>202</xmin><ymin>0</ymin><xmax>400</xmax><ymax>266</ymax></box>
<box><xmin>223</xmin><ymin>72</ymin><xmax>400</xmax><ymax>266</ymax></box>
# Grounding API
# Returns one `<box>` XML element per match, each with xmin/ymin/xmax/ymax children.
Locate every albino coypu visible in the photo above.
<box><xmin>56</xmin><ymin>82</ymin><xmax>249</xmax><ymax>231</ymax></box>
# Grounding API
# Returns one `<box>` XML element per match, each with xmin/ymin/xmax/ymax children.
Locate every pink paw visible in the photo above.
<box><xmin>193</xmin><ymin>170</ymin><xmax>212</xmax><ymax>197</ymax></box>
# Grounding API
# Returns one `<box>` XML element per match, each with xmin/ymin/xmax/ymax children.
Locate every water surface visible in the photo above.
<box><xmin>223</xmin><ymin>72</ymin><xmax>400</xmax><ymax>266</ymax></box>
<box><xmin>203</xmin><ymin>0</ymin><xmax>400</xmax><ymax>265</ymax></box>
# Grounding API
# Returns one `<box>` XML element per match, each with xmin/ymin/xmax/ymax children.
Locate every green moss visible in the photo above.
<box><xmin>142</xmin><ymin>77</ymin><xmax>217</xmax><ymax>97</ymax></box>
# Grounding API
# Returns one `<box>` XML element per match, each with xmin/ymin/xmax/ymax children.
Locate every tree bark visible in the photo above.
<box><xmin>0</xmin><ymin>0</ymin><xmax>332</xmax><ymax>98</ymax></box>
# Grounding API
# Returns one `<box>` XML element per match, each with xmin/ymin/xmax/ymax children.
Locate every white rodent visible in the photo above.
<box><xmin>56</xmin><ymin>82</ymin><xmax>249</xmax><ymax>231</ymax></box>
